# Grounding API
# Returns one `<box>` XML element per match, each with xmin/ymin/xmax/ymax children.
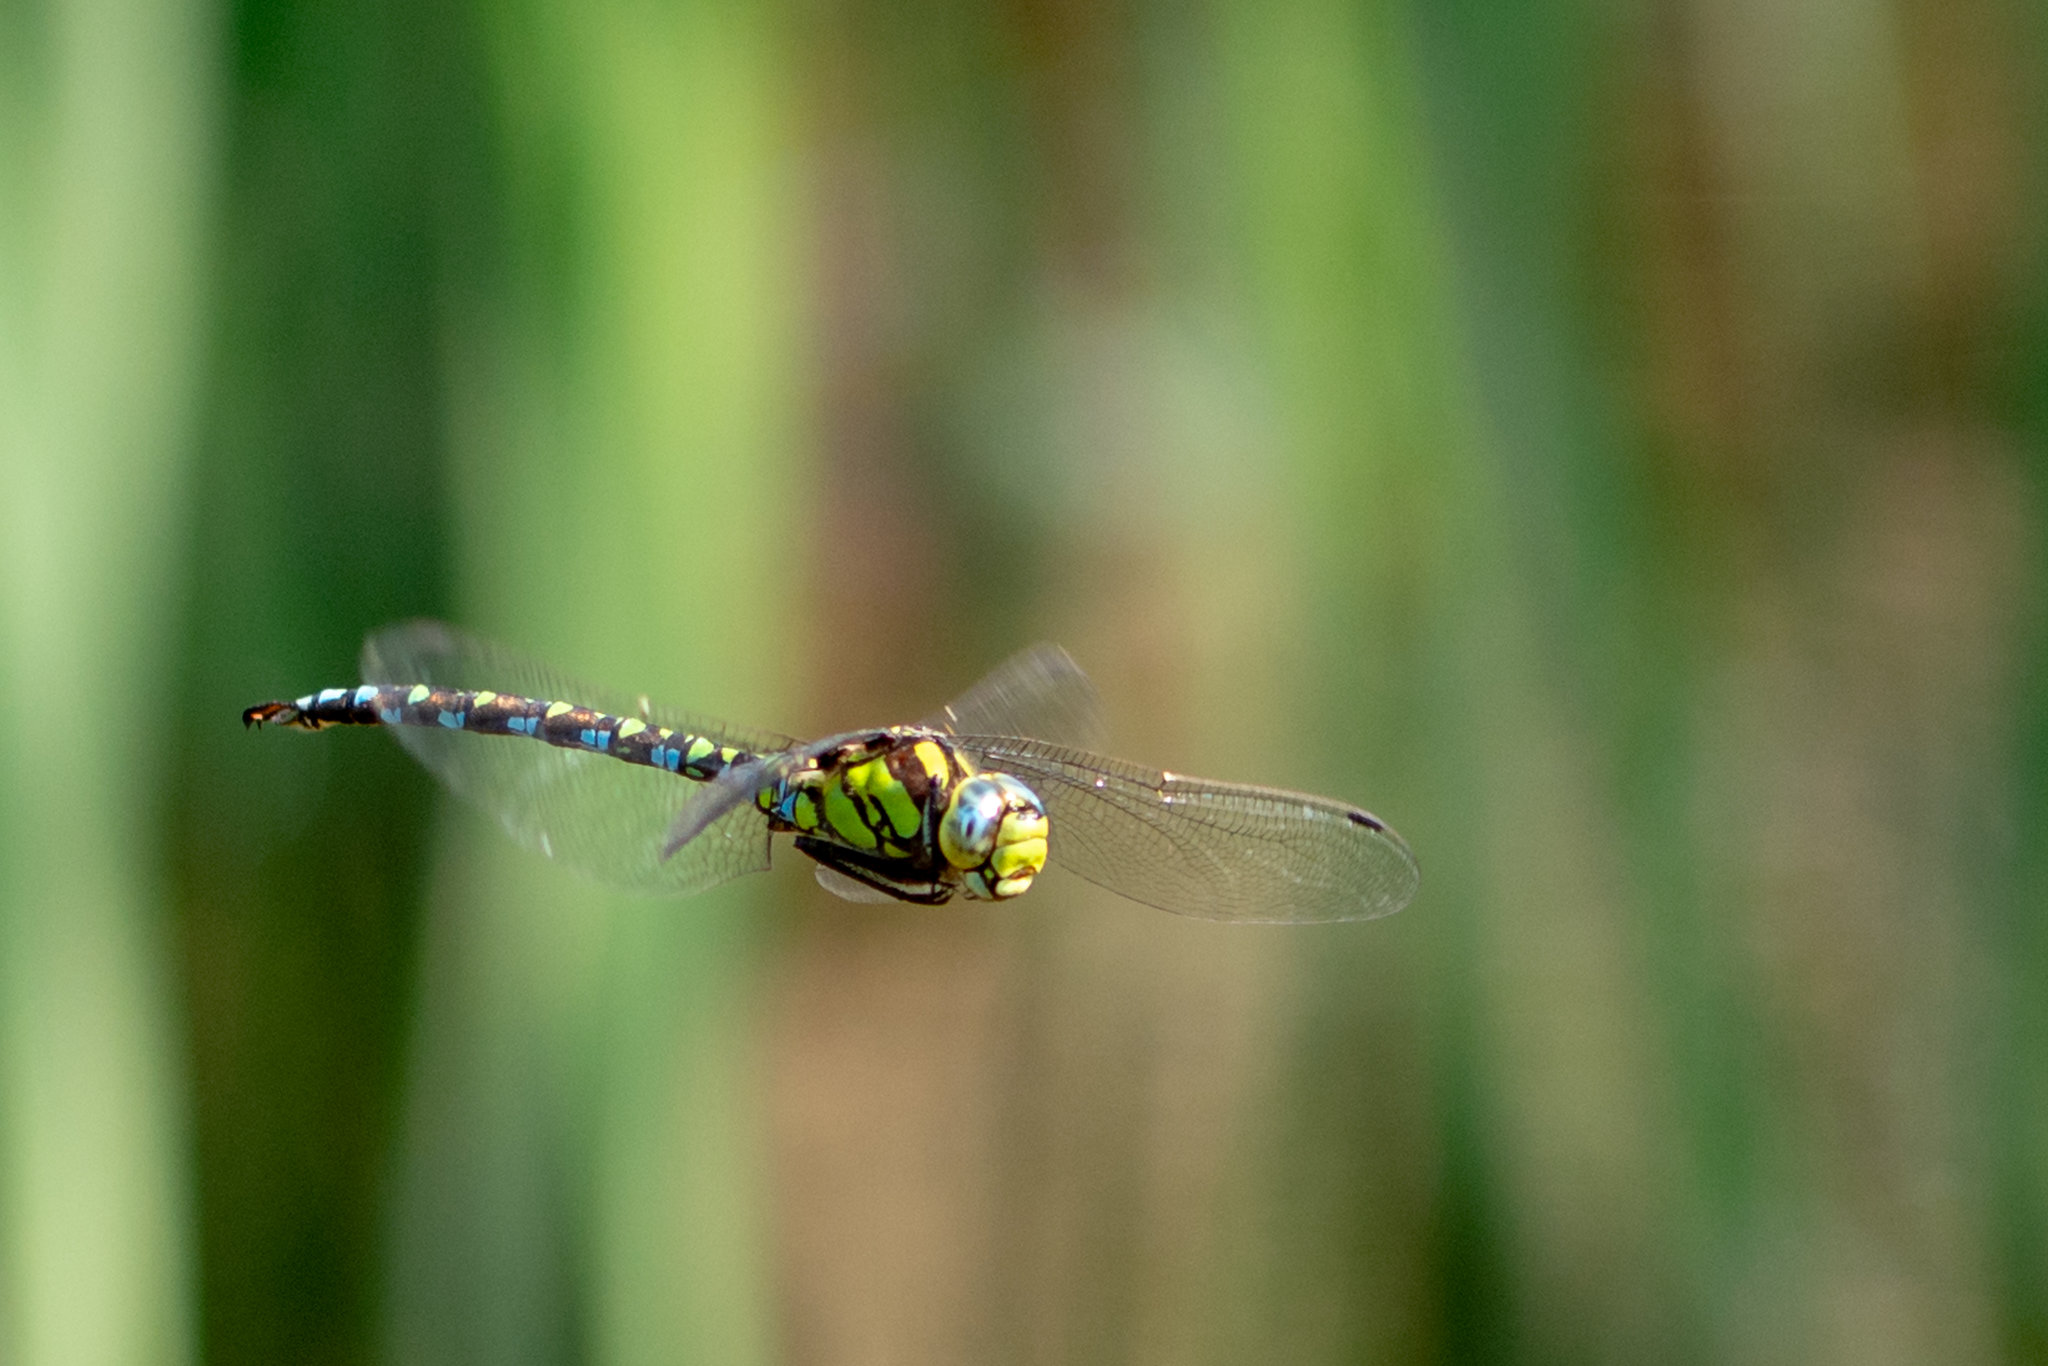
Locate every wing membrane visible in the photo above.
<box><xmin>921</xmin><ymin>644</ymin><xmax>1106</xmax><ymax>750</ymax></box>
<box><xmin>959</xmin><ymin>737</ymin><xmax>1417</xmax><ymax>923</ymax></box>
<box><xmin>360</xmin><ymin>620</ymin><xmax>789</xmax><ymax>893</ymax></box>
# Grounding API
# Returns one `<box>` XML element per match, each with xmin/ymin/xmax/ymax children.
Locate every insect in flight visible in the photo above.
<box><xmin>244</xmin><ymin>622</ymin><xmax>1418</xmax><ymax>922</ymax></box>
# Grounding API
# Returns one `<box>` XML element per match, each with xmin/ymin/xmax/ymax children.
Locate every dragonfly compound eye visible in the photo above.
<box><xmin>944</xmin><ymin>774</ymin><xmax>1049</xmax><ymax>900</ymax></box>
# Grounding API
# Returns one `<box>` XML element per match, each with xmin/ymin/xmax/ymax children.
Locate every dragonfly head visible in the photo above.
<box><xmin>940</xmin><ymin>773</ymin><xmax>1049</xmax><ymax>900</ymax></box>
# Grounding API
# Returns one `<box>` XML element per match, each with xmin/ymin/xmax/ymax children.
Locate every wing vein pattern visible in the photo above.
<box><xmin>957</xmin><ymin>736</ymin><xmax>1417</xmax><ymax>922</ymax></box>
<box><xmin>359</xmin><ymin>621</ymin><xmax>791</xmax><ymax>894</ymax></box>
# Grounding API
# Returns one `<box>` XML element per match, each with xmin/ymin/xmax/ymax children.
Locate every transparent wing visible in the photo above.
<box><xmin>921</xmin><ymin>643</ymin><xmax>1106</xmax><ymax>750</ymax></box>
<box><xmin>813</xmin><ymin>864</ymin><xmax>905</xmax><ymax>904</ymax></box>
<box><xmin>360</xmin><ymin>620</ymin><xmax>793</xmax><ymax>894</ymax></box>
<box><xmin>958</xmin><ymin>737</ymin><xmax>1418</xmax><ymax>923</ymax></box>
<box><xmin>393</xmin><ymin>735</ymin><xmax>774</xmax><ymax>894</ymax></box>
<box><xmin>659</xmin><ymin>755</ymin><xmax>776</xmax><ymax>859</ymax></box>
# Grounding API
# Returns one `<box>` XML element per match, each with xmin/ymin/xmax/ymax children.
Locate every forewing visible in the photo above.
<box><xmin>959</xmin><ymin>738</ymin><xmax>1418</xmax><ymax>923</ymax></box>
<box><xmin>360</xmin><ymin>620</ymin><xmax>789</xmax><ymax>894</ymax></box>
<box><xmin>921</xmin><ymin>643</ymin><xmax>1107</xmax><ymax>750</ymax></box>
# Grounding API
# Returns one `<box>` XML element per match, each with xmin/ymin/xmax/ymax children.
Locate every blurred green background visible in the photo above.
<box><xmin>4</xmin><ymin>0</ymin><xmax>2046</xmax><ymax>1361</ymax></box>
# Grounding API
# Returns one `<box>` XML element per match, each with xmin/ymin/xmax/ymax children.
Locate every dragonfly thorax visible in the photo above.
<box><xmin>758</xmin><ymin>729</ymin><xmax>1050</xmax><ymax>904</ymax></box>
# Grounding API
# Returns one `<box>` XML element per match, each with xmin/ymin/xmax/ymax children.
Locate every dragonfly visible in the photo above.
<box><xmin>243</xmin><ymin>621</ymin><xmax>1418</xmax><ymax>922</ymax></box>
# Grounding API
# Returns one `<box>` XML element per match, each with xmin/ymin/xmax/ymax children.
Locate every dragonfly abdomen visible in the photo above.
<box><xmin>242</xmin><ymin>684</ymin><xmax>753</xmax><ymax>780</ymax></box>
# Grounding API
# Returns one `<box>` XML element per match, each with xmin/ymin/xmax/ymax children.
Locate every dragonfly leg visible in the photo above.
<box><xmin>794</xmin><ymin>836</ymin><xmax>954</xmax><ymax>905</ymax></box>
